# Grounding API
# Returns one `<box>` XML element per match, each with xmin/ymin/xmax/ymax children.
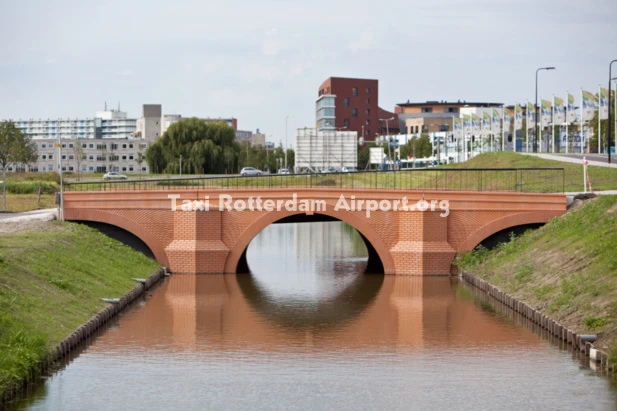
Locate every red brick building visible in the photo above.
<box><xmin>317</xmin><ymin>77</ymin><xmax>398</xmax><ymax>141</ymax></box>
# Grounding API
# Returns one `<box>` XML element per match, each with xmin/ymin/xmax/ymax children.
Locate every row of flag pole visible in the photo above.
<box><xmin>451</xmin><ymin>86</ymin><xmax>614</xmax><ymax>157</ymax></box>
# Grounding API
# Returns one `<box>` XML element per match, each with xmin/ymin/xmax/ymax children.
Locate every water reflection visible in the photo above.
<box><xmin>238</xmin><ymin>221</ymin><xmax>383</xmax><ymax>330</ymax></box>
<box><xmin>15</xmin><ymin>222</ymin><xmax>617</xmax><ymax>410</ymax></box>
<box><xmin>60</xmin><ymin>274</ymin><xmax>546</xmax><ymax>355</ymax></box>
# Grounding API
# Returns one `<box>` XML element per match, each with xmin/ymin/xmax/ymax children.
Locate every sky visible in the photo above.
<box><xmin>1</xmin><ymin>0</ymin><xmax>616</xmax><ymax>146</ymax></box>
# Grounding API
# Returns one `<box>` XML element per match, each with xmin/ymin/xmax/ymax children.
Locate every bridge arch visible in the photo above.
<box><xmin>68</xmin><ymin>209</ymin><xmax>169</xmax><ymax>266</ymax></box>
<box><xmin>224</xmin><ymin>209</ymin><xmax>395</xmax><ymax>274</ymax></box>
<box><xmin>458</xmin><ymin>212</ymin><xmax>553</xmax><ymax>252</ymax></box>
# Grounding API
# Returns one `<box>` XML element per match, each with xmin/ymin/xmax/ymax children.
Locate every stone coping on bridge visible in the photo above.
<box><xmin>63</xmin><ymin>188</ymin><xmax>566</xmax><ymax>212</ymax></box>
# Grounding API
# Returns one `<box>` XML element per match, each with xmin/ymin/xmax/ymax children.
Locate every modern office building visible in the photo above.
<box><xmin>252</xmin><ymin>129</ymin><xmax>266</xmax><ymax>147</ymax></box>
<box><xmin>395</xmin><ymin>100</ymin><xmax>503</xmax><ymax>135</ymax></box>
<box><xmin>235</xmin><ymin>130</ymin><xmax>253</xmax><ymax>145</ymax></box>
<box><xmin>11</xmin><ymin>108</ymin><xmax>136</xmax><ymax>141</ymax></box>
<box><xmin>3</xmin><ymin>104</ymin><xmax>240</xmax><ymax>174</ymax></box>
<box><xmin>316</xmin><ymin>77</ymin><xmax>398</xmax><ymax>141</ymax></box>
<box><xmin>29</xmin><ymin>138</ymin><xmax>149</xmax><ymax>174</ymax></box>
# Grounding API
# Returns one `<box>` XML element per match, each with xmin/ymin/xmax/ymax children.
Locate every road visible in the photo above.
<box><xmin>520</xmin><ymin>153</ymin><xmax>617</xmax><ymax>169</ymax></box>
<box><xmin>561</xmin><ymin>153</ymin><xmax>616</xmax><ymax>164</ymax></box>
<box><xmin>0</xmin><ymin>208</ymin><xmax>57</xmax><ymax>222</ymax></box>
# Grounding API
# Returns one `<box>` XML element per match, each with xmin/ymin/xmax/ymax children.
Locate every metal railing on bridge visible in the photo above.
<box><xmin>64</xmin><ymin>168</ymin><xmax>565</xmax><ymax>193</ymax></box>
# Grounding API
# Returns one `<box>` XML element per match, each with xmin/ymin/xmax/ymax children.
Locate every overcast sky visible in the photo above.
<box><xmin>1</xmin><ymin>0</ymin><xmax>616</xmax><ymax>145</ymax></box>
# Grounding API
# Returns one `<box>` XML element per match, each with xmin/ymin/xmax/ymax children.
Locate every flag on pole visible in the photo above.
<box><xmin>567</xmin><ymin>93</ymin><xmax>576</xmax><ymax>123</ymax></box>
<box><xmin>553</xmin><ymin>96</ymin><xmax>565</xmax><ymax>124</ymax></box>
<box><xmin>463</xmin><ymin>114</ymin><xmax>471</xmax><ymax>130</ymax></box>
<box><xmin>482</xmin><ymin>111</ymin><xmax>491</xmax><ymax>135</ymax></box>
<box><xmin>492</xmin><ymin>108</ymin><xmax>501</xmax><ymax>133</ymax></box>
<box><xmin>526</xmin><ymin>102</ymin><xmax>535</xmax><ymax>129</ymax></box>
<box><xmin>581</xmin><ymin>90</ymin><xmax>596</xmax><ymax>121</ymax></box>
<box><xmin>472</xmin><ymin>113</ymin><xmax>481</xmax><ymax>135</ymax></box>
<box><xmin>514</xmin><ymin>104</ymin><xmax>522</xmax><ymax>130</ymax></box>
<box><xmin>503</xmin><ymin>107</ymin><xmax>511</xmax><ymax>130</ymax></box>
<box><xmin>453</xmin><ymin>117</ymin><xmax>462</xmax><ymax>140</ymax></box>
<box><xmin>599</xmin><ymin>88</ymin><xmax>609</xmax><ymax>120</ymax></box>
<box><xmin>541</xmin><ymin>99</ymin><xmax>552</xmax><ymax>127</ymax></box>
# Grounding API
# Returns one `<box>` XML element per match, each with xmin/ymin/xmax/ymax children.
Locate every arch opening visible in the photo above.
<box><xmin>233</xmin><ymin>213</ymin><xmax>386</xmax><ymax>275</ymax></box>
<box><xmin>478</xmin><ymin>223</ymin><xmax>544</xmax><ymax>250</ymax></box>
<box><xmin>75</xmin><ymin>221</ymin><xmax>156</xmax><ymax>259</ymax></box>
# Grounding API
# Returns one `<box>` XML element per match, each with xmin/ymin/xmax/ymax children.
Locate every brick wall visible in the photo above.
<box><xmin>63</xmin><ymin>189</ymin><xmax>566</xmax><ymax>275</ymax></box>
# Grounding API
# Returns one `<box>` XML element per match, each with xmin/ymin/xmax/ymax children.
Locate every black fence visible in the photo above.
<box><xmin>64</xmin><ymin>168</ymin><xmax>565</xmax><ymax>193</ymax></box>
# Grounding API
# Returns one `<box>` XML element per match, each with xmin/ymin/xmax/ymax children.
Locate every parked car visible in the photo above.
<box><xmin>240</xmin><ymin>167</ymin><xmax>262</xmax><ymax>176</ymax></box>
<box><xmin>103</xmin><ymin>172</ymin><xmax>128</xmax><ymax>181</ymax></box>
<box><xmin>341</xmin><ymin>166</ymin><xmax>357</xmax><ymax>173</ymax></box>
<box><xmin>278</xmin><ymin>168</ymin><xmax>290</xmax><ymax>175</ymax></box>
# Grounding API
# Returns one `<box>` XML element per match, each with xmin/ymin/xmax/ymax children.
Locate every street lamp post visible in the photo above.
<box><xmin>336</xmin><ymin>126</ymin><xmax>348</xmax><ymax>170</ymax></box>
<box><xmin>285</xmin><ymin>116</ymin><xmax>288</xmax><ymax>169</ymax></box>
<box><xmin>179</xmin><ymin>155</ymin><xmax>182</xmax><ymax>177</ymax></box>
<box><xmin>56</xmin><ymin>140</ymin><xmax>64</xmax><ymax>221</ymax></box>
<box><xmin>608</xmin><ymin>60</ymin><xmax>617</xmax><ymax>164</ymax></box>
<box><xmin>535</xmin><ymin>66</ymin><xmax>556</xmax><ymax>153</ymax></box>
<box><xmin>379</xmin><ymin>116</ymin><xmax>395</xmax><ymax>168</ymax></box>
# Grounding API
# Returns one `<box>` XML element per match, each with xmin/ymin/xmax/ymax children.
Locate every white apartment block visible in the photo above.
<box><xmin>3</xmin><ymin>104</ymin><xmax>240</xmax><ymax>174</ymax></box>
<box><xmin>29</xmin><ymin>139</ymin><xmax>149</xmax><ymax>174</ymax></box>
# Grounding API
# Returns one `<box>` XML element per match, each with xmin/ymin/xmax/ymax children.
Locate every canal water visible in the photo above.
<box><xmin>15</xmin><ymin>222</ymin><xmax>617</xmax><ymax>410</ymax></box>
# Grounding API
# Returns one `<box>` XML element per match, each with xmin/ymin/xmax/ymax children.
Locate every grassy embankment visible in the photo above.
<box><xmin>444</xmin><ymin>152</ymin><xmax>617</xmax><ymax>192</ymax></box>
<box><xmin>1</xmin><ymin>173</ymin><xmax>59</xmax><ymax>212</ymax></box>
<box><xmin>455</xmin><ymin>195</ymin><xmax>617</xmax><ymax>366</ymax></box>
<box><xmin>0</xmin><ymin>222</ymin><xmax>161</xmax><ymax>396</ymax></box>
<box><xmin>1</xmin><ymin>172</ymin><xmax>168</xmax><ymax>212</ymax></box>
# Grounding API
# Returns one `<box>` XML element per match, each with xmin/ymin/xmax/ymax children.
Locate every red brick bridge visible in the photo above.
<box><xmin>63</xmin><ymin>176</ymin><xmax>566</xmax><ymax>275</ymax></box>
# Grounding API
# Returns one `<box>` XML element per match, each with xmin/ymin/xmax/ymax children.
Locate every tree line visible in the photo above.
<box><xmin>0</xmin><ymin>121</ymin><xmax>38</xmax><ymax>173</ymax></box>
<box><xmin>146</xmin><ymin>118</ymin><xmax>294</xmax><ymax>174</ymax></box>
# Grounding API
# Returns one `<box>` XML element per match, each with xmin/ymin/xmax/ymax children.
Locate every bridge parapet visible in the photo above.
<box><xmin>65</xmin><ymin>168</ymin><xmax>566</xmax><ymax>194</ymax></box>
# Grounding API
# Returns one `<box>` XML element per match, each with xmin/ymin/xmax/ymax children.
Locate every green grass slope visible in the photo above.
<box><xmin>0</xmin><ymin>222</ymin><xmax>160</xmax><ymax>395</ymax></box>
<box><xmin>456</xmin><ymin>195</ymin><xmax>617</xmax><ymax>365</ymax></box>
<box><xmin>444</xmin><ymin>152</ymin><xmax>617</xmax><ymax>191</ymax></box>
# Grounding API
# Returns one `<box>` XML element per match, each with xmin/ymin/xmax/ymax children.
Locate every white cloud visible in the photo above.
<box><xmin>120</xmin><ymin>70</ymin><xmax>133</xmax><ymax>76</ymax></box>
<box><xmin>262</xmin><ymin>29</ymin><xmax>284</xmax><ymax>56</ymax></box>
<box><xmin>348</xmin><ymin>29</ymin><xmax>375</xmax><ymax>53</ymax></box>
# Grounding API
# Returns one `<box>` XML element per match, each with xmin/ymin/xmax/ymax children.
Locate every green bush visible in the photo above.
<box><xmin>6</xmin><ymin>172</ymin><xmax>60</xmax><ymax>184</ymax></box>
<box><xmin>584</xmin><ymin>317</ymin><xmax>609</xmax><ymax>329</ymax></box>
<box><xmin>4</xmin><ymin>182</ymin><xmax>58</xmax><ymax>194</ymax></box>
<box><xmin>454</xmin><ymin>245</ymin><xmax>490</xmax><ymax>269</ymax></box>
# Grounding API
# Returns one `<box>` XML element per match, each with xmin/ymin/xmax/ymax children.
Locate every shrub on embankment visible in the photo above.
<box><xmin>3</xmin><ymin>172</ymin><xmax>60</xmax><ymax>194</ymax></box>
<box><xmin>455</xmin><ymin>195</ymin><xmax>617</xmax><ymax>364</ymax></box>
<box><xmin>0</xmin><ymin>221</ymin><xmax>160</xmax><ymax>397</ymax></box>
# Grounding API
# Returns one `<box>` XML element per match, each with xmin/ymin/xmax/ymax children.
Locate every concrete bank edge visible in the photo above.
<box><xmin>459</xmin><ymin>269</ymin><xmax>615</xmax><ymax>374</ymax></box>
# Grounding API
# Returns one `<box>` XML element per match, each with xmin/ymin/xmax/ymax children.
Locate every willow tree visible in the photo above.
<box><xmin>145</xmin><ymin>118</ymin><xmax>237</xmax><ymax>175</ymax></box>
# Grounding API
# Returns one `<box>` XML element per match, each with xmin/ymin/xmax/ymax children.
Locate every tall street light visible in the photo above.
<box><xmin>336</xmin><ymin>126</ymin><xmax>348</xmax><ymax>170</ymax></box>
<box><xmin>608</xmin><ymin>60</ymin><xmax>617</xmax><ymax>164</ymax></box>
<box><xmin>379</xmin><ymin>116</ymin><xmax>395</xmax><ymax>137</ymax></box>
<box><xmin>284</xmin><ymin>116</ymin><xmax>288</xmax><ymax>169</ymax></box>
<box><xmin>535</xmin><ymin>66</ymin><xmax>556</xmax><ymax>153</ymax></box>
<box><xmin>379</xmin><ymin>116</ymin><xmax>395</xmax><ymax>164</ymax></box>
